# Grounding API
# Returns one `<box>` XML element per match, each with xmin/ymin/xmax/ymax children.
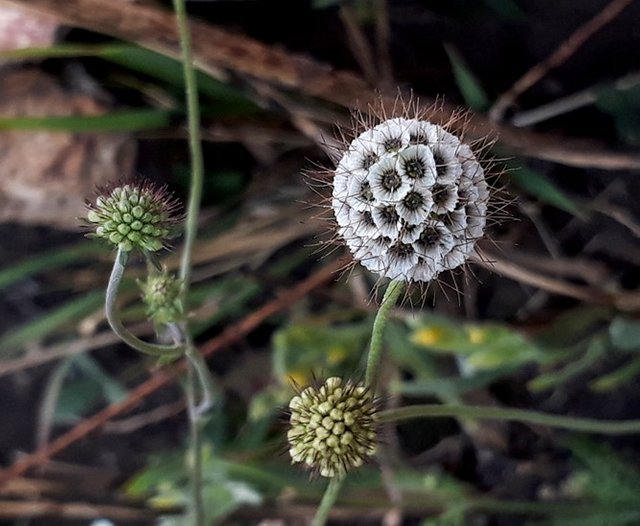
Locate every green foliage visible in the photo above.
<box><xmin>508</xmin><ymin>164</ymin><xmax>582</xmax><ymax>216</ymax></box>
<box><xmin>0</xmin><ymin>109</ymin><xmax>172</xmax><ymax>132</ymax></box>
<box><xmin>272</xmin><ymin>319</ymin><xmax>371</xmax><ymax>385</ymax></box>
<box><xmin>548</xmin><ymin>439</ymin><xmax>640</xmax><ymax>525</ymax></box>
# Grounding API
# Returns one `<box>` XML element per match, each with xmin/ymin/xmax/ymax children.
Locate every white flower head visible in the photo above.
<box><xmin>330</xmin><ymin>112</ymin><xmax>493</xmax><ymax>283</ymax></box>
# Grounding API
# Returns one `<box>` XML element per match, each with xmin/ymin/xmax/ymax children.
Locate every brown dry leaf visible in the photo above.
<box><xmin>0</xmin><ymin>68</ymin><xmax>136</xmax><ymax>228</ymax></box>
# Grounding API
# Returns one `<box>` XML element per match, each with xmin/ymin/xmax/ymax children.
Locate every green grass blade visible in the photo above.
<box><xmin>0</xmin><ymin>109</ymin><xmax>172</xmax><ymax>132</ymax></box>
<box><xmin>0</xmin><ymin>244</ymin><xmax>105</xmax><ymax>291</ymax></box>
<box><xmin>0</xmin><ymin>290</ymin><xmax>104</xmax><ymax>358</ymax></box>
<box><xmin>509</xmin><ymin>164</ymin><xmax>582</xmax><ymax>216</ymax></box>
<box><xmin>444</xmin><ymin>44</ymin><xmax>489</xmax><ymax>111</ymax></box>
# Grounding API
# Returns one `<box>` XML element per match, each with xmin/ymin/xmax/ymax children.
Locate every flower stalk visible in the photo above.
<box><xmin>380</xmin><ymin>404</ymin><xmax>640</xmax><ymax>434</ymax></box>
<box><xmin>172</xmin><ymin>0</ymin><xmax>211</xmax><ymax>524</ymax></box>
<box><xmin>105</xmin><ymin>247</ymin><xmax>184</xmax><ymax>359</ymax></box>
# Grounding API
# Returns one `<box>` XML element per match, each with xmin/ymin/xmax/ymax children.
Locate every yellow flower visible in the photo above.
<box><xmin>412</xmin><ymin>326</ymin><xmax>445</xmax><ymax>347</ymax></box>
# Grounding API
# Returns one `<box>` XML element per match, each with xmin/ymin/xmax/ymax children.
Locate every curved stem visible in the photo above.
<box><xmin>365</xmin><ymin>279</ymin><xmax>405</xmax><ymax>390</ymax></box>
<box><xmin>311</xmin><ymin>476</ymin><xmax>344</xmax><ymax>526</ymax></box>
<box><xmin>105</xmin><ymin>248</ymin><xmax>184</xmax><ymax>357</ymax></box>
<box><xmin>173</xmin><ymin>0</ymin><xmax>204</xmax><ymax>298</ymax></box>
<box><xmin>380</xmin><ymin>404</ymin><xmax>640</xmax><ymax>434</ymax></box>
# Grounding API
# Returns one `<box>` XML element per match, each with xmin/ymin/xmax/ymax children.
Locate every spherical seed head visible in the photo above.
<box><xmin>332</xmin><ymin>117</ymin><xmax>490</xmax><ymax>283</ymax></box>
<box><xmin>287</xmin><ymin>377</ymin><xmax>378</xmax><ymax>478</ymax></box>
<box><xmin>139</xmin><ymin>271</ymin><xmax>184</xmax><ymax>325</ymax></box>
<box><xmin>85</xmin><ymin>182</ymin><xmax>181</xmax><ymax>253</ymax></box>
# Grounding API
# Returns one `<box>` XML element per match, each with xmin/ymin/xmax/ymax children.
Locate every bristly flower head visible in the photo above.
<box><xmin>287</xmin><ymin>377</ymin><xmax>378</xmax><ymax>478</ymax></box>
<box><xmin>330</xmin><ymin>106</ymin><xmax>493</xmax><ymax>283</ymax></box>
<box><xmin>139</xmin><ymin>270</ymin><xmax>184</xmax><ymax>325</ymax></box>
<box><xmin>86</xmin><ymin>181</ymin><xmax>181</xmax><ymax>253</ymax></box>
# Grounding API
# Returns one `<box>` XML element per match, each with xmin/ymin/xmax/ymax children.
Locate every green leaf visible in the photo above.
<box><xmin>0</xmin><ymin>109</ymin><xmax>172</xmax><ymax>132</ymax></box>
<box><xmin>444</xmin><ymin>44</ymin><xmax>489</xmax><ymax>111</ymax></box>
<box><xmin>509</xmin><ymin>164</ymin><xmax>582</xmax><ymax>216</ymax></box>
<box><xmin>272</xmin><ymin>321</ymin><xmax>370</xmax><ymax>383</ymax></box>
<box><xmin>0</xmin><ymin>44</ymin><xmax>256</xmax><ymax>112</ymax></box>
<box><xmin>609</xmin><ymin>316</ymin><xmax>640</xmax><ymax>352</ymax></box>
<box><xmin>410</xmin><ymin>316</ymin><xmax>545</xmax><ymax>372</ymax></box>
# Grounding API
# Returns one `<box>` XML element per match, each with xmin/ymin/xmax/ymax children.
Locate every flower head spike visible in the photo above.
<box><xmin>287</xmin><ymin>377</ymin><xmax>378</xmax><ymax>478</ymax></box>
<box><xmin>86</xmin><ymin>181</ymin><xmax>182</xmax><ymax>253</ymax></box>
<box><xmin>329</xmin><ymin>107</ymin><xmax>494</xmax><ymax>283</ymax></box>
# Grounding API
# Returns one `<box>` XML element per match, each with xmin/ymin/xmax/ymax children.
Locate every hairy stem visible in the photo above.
<box><xmin>380</xmin><ymin>404</ymin><xmax>640</xmax><ymax>434</ymax></box>
<box><xmin>311</xmin><ymin>476</ymin><xmax>344</xmax><ymax>526</ymax></box>
<box><xmin>105</xmin><ymin>248</ymin><xmax>184</xmax><ymax>358</ymax></box>
<box><xmin>365</xmin><ymin>279</ymin><xmax>405</xmax><ymax>389</ymax></box>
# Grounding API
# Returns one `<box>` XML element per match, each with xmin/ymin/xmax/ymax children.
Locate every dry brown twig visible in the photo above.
<box><xmin>3</xmin><ymin>0</ymin><xmax>640</xmax><ymax>170</ymax></box>
<box><xmin>489</xmin><ymin>0</ymin><xmax>635</xmax><ymax>121</ymax></box>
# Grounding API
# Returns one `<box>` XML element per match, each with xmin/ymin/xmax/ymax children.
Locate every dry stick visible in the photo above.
<box><xmin>0</xmin><ymin>258</ymin><xmax>344</xmax><ymax>486</ymax></box>
<box><xmin>489</xmin><ymin>0</ymin><xmax>634</xmax><ymax>121</ymax></box>
<box><xmin>4</xmin><ymin>0</ymin><xmax>640</xmax><ymax>170</ymax></box>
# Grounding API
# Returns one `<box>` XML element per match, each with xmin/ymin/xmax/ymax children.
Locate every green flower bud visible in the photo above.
<box><xmin>85</xmin><ymin>181</ymin><xmax>181</xmax><ymax>253</ymax></box>
<box><xmin>287</xmin><ymin>377</ymin><xmax>378</xmax><ymax>478</ymax></box>
<box><xmin>139</xmin><ymin>271</ymin><xmax>184</xmax><ymax>325</ymax></box>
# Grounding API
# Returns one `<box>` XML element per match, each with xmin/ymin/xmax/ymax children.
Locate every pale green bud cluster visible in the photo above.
<box><xmin>287</xmin><ymin>377</ymin><xmax>377</xmax><ymax>478</ymax></box>
<box><xmin>139</xmin><ymin>271</ymin><xmax>184</xmax><ymax>325</ymax></box>
<box><xmin>86</xmin><ymin>183</ymin><xmax>180</xmax><ymax>252</ymax></box>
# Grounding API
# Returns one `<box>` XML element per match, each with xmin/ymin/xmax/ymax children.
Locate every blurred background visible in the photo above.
<box><xmin>0</xmin><ymin>0</ymin><xmax>640</xmax><ymax>524</ymax></box>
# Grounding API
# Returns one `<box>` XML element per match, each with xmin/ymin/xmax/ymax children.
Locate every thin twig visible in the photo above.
<box><xmin>0</xmin><ymin>258</ymin><xmax>344</xmax><ymax>486</ymax></box>
<box><xmin>489</xmin><ymin>0</ymin><xmax>634</xmax><ymax>121</ymax></box>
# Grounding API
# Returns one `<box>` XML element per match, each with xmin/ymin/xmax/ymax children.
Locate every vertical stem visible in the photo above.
<box><xmin>173</xmin><ymin>0</ymin><xmax>204</xmax><ymax>298</ymax></box>
<box><xmin>311</xmin><ymin>476</ymin><xmax>344</xmax><ymax>526</ymax></box>
<box><xmin>312</xmin><ymin>279</ymin><xmax>405</xmax><ymax>526</ymax></box>
<box><xmin>185</xmin><ymin>342</ymin><xmax>206</xmax><ymax>525</ymax></box>
<box><xmin>172</xmin><ymin>2</ymin><xmax>208</xmax><ymax>525</ymax></box>
<box><xmin>365</xmin><ymin>279</ymin><xmax>405</xmax><ymax>390</ymax></box>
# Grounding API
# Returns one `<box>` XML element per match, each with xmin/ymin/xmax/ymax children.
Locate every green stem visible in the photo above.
<box><xmin>105</xmin><ymin>248</ymin><xmax>184</xmax><ymax>358</ymax></box>
<box><xmin>380</xmin><ymin>404</ymin><xmax>640</xmax><ymax>434</ymax></box>
<box><xmin>311</xmin><ymin>476</ymin><xmax>344</xmax><ymax>526</ymax></box>
<box><xmin>185</xmin><ymin>342</ymin><xmax>206</xmax><ymax>525</ymax></box>
<box><xmin>172</xmin><ymin>2</ymin><xmax>210</xmax><ymax>525</ymax></box>
<box><xmin>173</xmin><ymin>0</ymin><xmax>204</xmax><ymax>298</ymax></box>
<box><xmin>365</xmin><ymin>279</ymin><xmax>405</xmax><ymax>389</ymax></box>
<box><xmin>312</xmin><ymin>279</ymin><xmax>405</xmax><ymax>526</ymax></box>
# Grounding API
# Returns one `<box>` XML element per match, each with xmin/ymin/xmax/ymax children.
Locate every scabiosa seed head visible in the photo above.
<box><xmin>86</xmin><ymin>182</ymin><xmax>181</xmax><ymax>253</ymax></box>
<box><xmin>332</xmin><ymin>115</ymin><xmax>491</xmax><ymax>283</ymax></box>
<box><xmin>287</xmin><ymin>377</ymin><xmax>378</xmax><ymax>478</ymax></box>
<box><xmin>139</xmin><ymin>271</ymin><xmax>184</xmax><ymax>325</ymax></box>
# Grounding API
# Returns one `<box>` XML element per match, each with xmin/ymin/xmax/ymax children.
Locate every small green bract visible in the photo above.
<box><xmin>86</xmin><ymin>183</ymin><xmax>181</xmax><ymax>252</ymax></box>
<box><xmin>287</xmin><ymin>377</ymin><xmax>378</xmax><ymax>478</ymax></box>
